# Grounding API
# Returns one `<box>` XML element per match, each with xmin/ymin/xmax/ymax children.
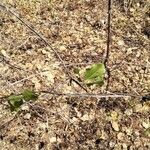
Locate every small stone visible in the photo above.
<box><xmin>24</xmin><ymin>113</ymin><xmax>31</xmax><ymax>119</ymax></box>
<box><xmin>41</xmin><ymin>49</ymin><xmax>47</xmax><ymax>54</ymax></box>
<box><xmin>136</xmin><ymin>3</ymin><xmax>140</xmax><ymax>7</ymax></box>
<box><xmin>21</xmin><ymin>105</ymin><xmax>29</xmax><ymax>111</ymax></box>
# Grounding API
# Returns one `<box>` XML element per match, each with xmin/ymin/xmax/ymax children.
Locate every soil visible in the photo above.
<box><xmin>0</xmin><ymin>0</ymin><xmax>150</xmax><ymax>149</ymax></box>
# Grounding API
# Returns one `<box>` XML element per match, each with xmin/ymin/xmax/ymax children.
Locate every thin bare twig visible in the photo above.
<box><xmin>0</xmin><ymin>54</ymin><xmax>24</xmax><ymax>70</ymax></box>
<box><xmin>104</xmin><ymin>0</ymin><xmax>112</xmax><ymax>66</ymax></box>
<box><xmin>104</xmin><ymin>0</ymin><xmax>112</xmax><ymax>91</ymax></box>
<box><xmin>9</xmin><ymin>70</ymin><xmax>49</xmax><ymax>86</ymax></box>
<box><xmin>40</xmin><ymin>90</ymin><xmax>139</xmax><ymax>99</ymax></box>
<box><xmin>0</xmin><ymin>4</ymin><xmax>88</xmax><ymax>92</ymax></box>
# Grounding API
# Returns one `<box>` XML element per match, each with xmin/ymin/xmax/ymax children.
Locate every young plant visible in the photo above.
<box><xmin>83</xmin><ymin>63</ymin><xmax>105</xmax><ymax>86</ymax></box>
<box><xmin>7</xmin><ymin>89</ymin><xmax>38</xmax><ymax>111</ymax></box>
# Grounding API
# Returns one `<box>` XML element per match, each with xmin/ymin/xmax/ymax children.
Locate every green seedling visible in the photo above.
<box><xmin>7</xmin><ymin>90</ymin><xmax>38</xmax><ymax>111</ymax></box>
<box><xmin>22</xmin><ymin>90</ymin><xmax>38</xmax><ymax>101</ymax></box>
<box><xmin>83</xmin><ymin>63</ymin><xmax>105</xmax><ymax>86</ymax></box>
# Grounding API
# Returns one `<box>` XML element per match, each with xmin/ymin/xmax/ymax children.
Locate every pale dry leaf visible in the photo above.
<box><xmin>134</xmin><ymin>104</ymin><xmax>149</xmax><ymax>113</ymax></box>
<box><xmin>122</xmin><ymin>143</ymin><xmax>128</xmax><ymax>150</ymax></box>
<box><xmin>109</xmin><ymin>141</ymin><xmax>116</xmax><ymax>148</ymax></box>
<box><xmin>59</xmin><ymin>45</ymin><xmax>66</xmax><ymax>51</ymax></box>
<box><xmin>21</xmin><ymin>104</ymin><xmax>29</xmax><ymax>111</ymax></box>
<box><xmin>1</xmin><ymin>49</ymin><xmax>10</xmax><ymax>58</ymax></box>
<box><xmin>50</xmin><ymin>137</ymin><xmax>61</xmax><ymax>143</ymax></box>
<box><xmin>38</xmin><ymin>122</ymin><xmax>47</xmax><ymax>130</ymax></box>
<box><xmin>26</xmin><ymin>63</ymin><xmax>34</xmax><ymax>70</ymax></box>
<box><xmin>81</xmin><ymin>114</ymin><xmax>90</xmax><ymax>121</ymax></box>
<box><xmin>43</xmin><ymin>71</ymin><xmax>55</xmax><ymax>83</ymax></box>
<box><xmin>124</xmin><ymin>127</ymin><xmax>133</xmax><ymax>136</ymax></box>
<box><xmin>31</xmin><ymin>77</ymin><xmax>41</xmax><ymax>90</ymax></box>
<box><xmin>23</xmin><ymin>113</ymin><xmax>31</xmax><ymax>120</ymax></box>
<box><xmin>100</xmin><ymin>130</ymin><xmax>108</xmax><ymax>140</ymax></box>
<box><xmin>62</xmin><ymin>84</ymin><xmax>72</xmax><ymax>93</ymax></box>
<box><xmin>71</xmin><ymin>117</ymin><xmax>78</xmax><ymax>123</ymax></box>
<box><xmin>117</xmin><ymin>132</ymin><xmax>125</xmax><ymax>141</ymax></box>
<box><xmin>124</xmin><ymin>109</ymin><xmax>133</xmax><ymax>116</ymax></box>
<box><xmin>134</xmin><ymin>104</ymin><xmax>143</xmax><ymax>112</ymax></box>
<box><xmin>110</xmin><ymin>111</ymin><xmax>119</xmax><ymax>121</ymax></box>
<box><xmin>142</xmin><ymin>121</ymin><xmax>150</xmax><ymax>129</ymax></box>
<box><xmin>41</xmin><ymin>49</ymin><xmax>47</xmax><ymax>55</ymax></box>
<box><xmin>74</xmin><ymin>108</ymin><xmax>82</xmax><ymax>118</ymax></box>
<box><xmin>117</xmin><ymin>40</ymin><xmax>124</xmax><ymax>46</ymax></box>
<box><xmin>111</xmin><ymin>121</ymin><xmax>120</xmax><ymax>132</ymax></box>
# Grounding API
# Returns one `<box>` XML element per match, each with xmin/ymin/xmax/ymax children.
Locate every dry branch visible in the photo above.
<box><xmin>40</xmin><ymin>90</ymin><xmax>140</xmax><ymax>99</ymax></box>
<box><xmin>104</xmin><ymin>0</ymin><xmax>112</xmax><ymax>91</ymax></box>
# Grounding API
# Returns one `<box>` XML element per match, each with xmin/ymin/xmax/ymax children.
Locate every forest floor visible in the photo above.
<box><xmin>0</xmin><ymin>0</ymin><xmax>150</xmax><ymax>149</ymax></box>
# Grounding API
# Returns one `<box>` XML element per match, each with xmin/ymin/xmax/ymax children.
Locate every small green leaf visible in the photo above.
<box><xmin>144</xmin><ymin>128</ymin><xmax>150</xmax><ymax>137</ymax></box>
<box><xmin>22</xmin><ymin>90</ymin><xmax>38</xmax><ymax>101</ymax></box>
<box><xmin>8</xmin><ymin>95</ymin><xmax>24</xmax><ymax>111</ymax></box>
<box><xmin>83</xmin><ymin>63</ymin><xmax>105</xmax><ymax>86</ymax></box>
<box><xmin>7</xmin><ymin>90</ymin><xmax>38</xmax><ymax>111</ymax></box>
